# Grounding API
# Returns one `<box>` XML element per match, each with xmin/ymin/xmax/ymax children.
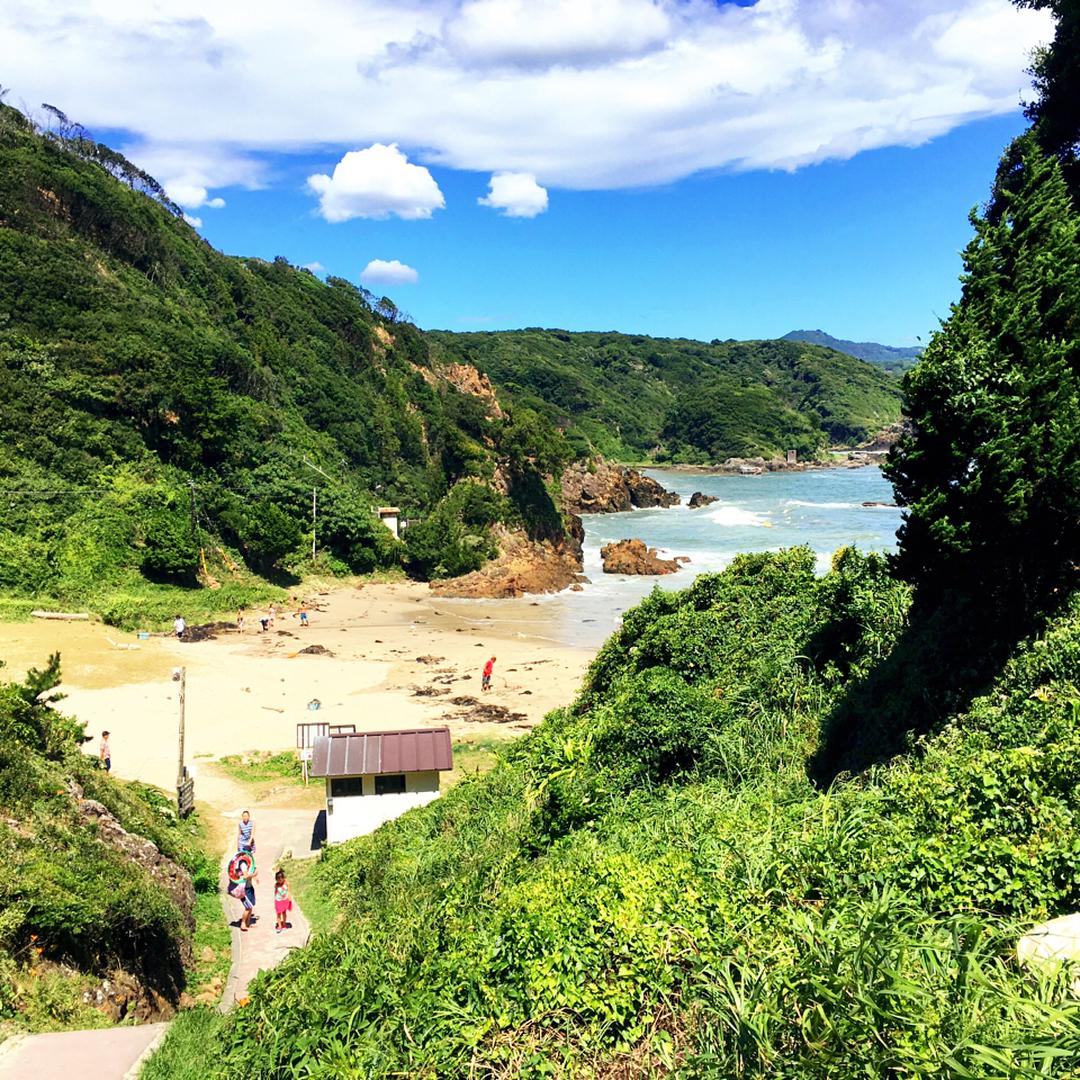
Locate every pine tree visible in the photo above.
<box><xmin>886</xmin><ymin>134</ymin><xmax>1080</xmax><ymax>617</ymax></box>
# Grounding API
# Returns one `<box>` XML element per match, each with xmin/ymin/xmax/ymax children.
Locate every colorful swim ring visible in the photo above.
<box><xmin>228</xmin><ymin>851</ymin><xmax>256</xmax><ymax>883</ymax></box>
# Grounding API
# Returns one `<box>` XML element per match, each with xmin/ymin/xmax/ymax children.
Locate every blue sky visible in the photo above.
<box><xmin>192</xmin><ymin>111</ymin><xmax>1026</xmax><ymax>346</ymax></box>
<box><xmin>0</xmin><ymin>0</ymin><xmax>1053</xmax><ymax>347</ymax></box>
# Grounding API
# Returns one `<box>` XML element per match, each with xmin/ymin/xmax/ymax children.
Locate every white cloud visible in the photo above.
<box><xmin>183</xmin><ymin>213</ymin><xmax>202</xmax><ymax>228</ymax></box>
<box><xmin>307</xmin><ymin>144</ymin><xmax>445</xmax><ymax>222</ymax></box>
<box><xmin>444</xmin><ymin>0</ymin><xmax>670</xmax><ymax>67</ymax></box>
<box><xmin>0</xmin><ymin>1</ymin><xmax>1055</xmax><ymax>194</ymax></box>
<box><xmin>304</xmin><ymin>261</ymin><xmax>326</xmax><ymax>273</ymax></box>
<box><xmin>479</xmin><ymin>171</ymin><xmax>548</xmax><ymax>217</ymax></box>
<box><xmin>360</xmin><ymin>259</ymin><xmax>420</xmax><ymax>286</ymax></box>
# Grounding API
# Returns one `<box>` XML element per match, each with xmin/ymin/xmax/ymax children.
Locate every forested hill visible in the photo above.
<box><xmin>781</xmin><ymin>329</ymin><xmax>923</xmax><ymax>373</ymax></box>
<box><xmin>0</xmin><ymin>99</ymin><xmax>899</xmax><ymax>613</ymax></box>
<box><xmin>429</xmin><ymin>328</ymin><xmax>902</xmax><ymax>461</ymax></box>
<box><xmin>0</xmin><ymin>102</ymin><xmax>571</xmax><ymax>614</ymax></box>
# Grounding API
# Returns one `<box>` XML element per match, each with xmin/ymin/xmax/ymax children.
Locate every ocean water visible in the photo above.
<box><xmin>433</xmin><ymin>466</ymin><xmax>903</xmax><ymax>649</ymax></box>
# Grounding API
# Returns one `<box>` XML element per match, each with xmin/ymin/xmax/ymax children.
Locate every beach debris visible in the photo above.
<box><xmin>31</xmin><ymin>609</ymin><xmax>90</xmax><ymax>620</ymax></box>
<box><xmin>450</xmin><ymin>696</ymin><xmax>479</xmax><ymax>706</ymax></box>
<box><xmin>413</xmin><ymin>686</ymin><xmax>450</xmax><ymax>697</ymax></box>
<box><xmin>298</xmin><ymin>644</ymin><xmax>334</xmax><ymax>657</ymax></box>
<box><xmin>443</xmin><ymin>702</ymin><xmax>528</xmax><ymax>724</ymax></box>
<box><xmin>415</xmin><ymin>655</ymin><xmax>445</xmax><ymax>664</ymax></box>
<box><xmin>182</xmin><ymin>621</ymin><xmax>234</xmax><ymax>643</ymax></box>
<box><xmin>261</xmin><ymin>706</ymin><xmax>285</xmax><ymax>713</ymax></box>
<box><xmin>105</xmin><ymin>637</ymin><xmax>139</xmax><ymax>651</ymax></box>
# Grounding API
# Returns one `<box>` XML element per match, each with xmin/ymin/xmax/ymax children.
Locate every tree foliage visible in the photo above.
<box><xmin>887</xmin><ymin>137</ymin><xmax>1080</xmax><ymax>618</ymax></box>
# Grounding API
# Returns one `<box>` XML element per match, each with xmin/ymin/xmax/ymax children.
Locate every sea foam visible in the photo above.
<box><xmin>708</xmin><ymin>505</ymin><xmax>771</xmax><ymax>527</ymax></box>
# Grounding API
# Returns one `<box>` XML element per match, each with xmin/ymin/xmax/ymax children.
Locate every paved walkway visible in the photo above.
<box><xmin>0</xmin><ymin>808</ymin><xmax>320</xmax><ymax>1078</ymax></box>
<box><xmin>219</xmin><ymin>809</ymin><xmax>316</xmax><ymax>1009</ymax></box>
<box><xmin>0</xmin><ymin>1023</ymin><xmax>168</xmax><ymax>1080</ymax></box>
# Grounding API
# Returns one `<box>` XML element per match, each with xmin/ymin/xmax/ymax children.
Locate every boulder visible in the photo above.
<box><xmin>688</xmin><ymin>491</ymin><xmax>719</xmax><ymax>508</ymax></box>
<box><xmin>1018</xmin><ymin>913</ymin><xmax>1080</xmax><ymax>994</ymax></box>
<box><xmin>600</xmin><ymin>539</ymin><xmax>681</xmax><ymax>576</ymax></box>
<box><xmin>561</xmin><ymin>461</ymin><xmax>680</xmax><ymax>515</ymax></box>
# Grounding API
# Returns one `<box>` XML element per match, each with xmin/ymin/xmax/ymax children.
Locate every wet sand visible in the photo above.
<box><xmin>0</xmin><ymin>582</ymin><xmax>595</xmax><ymax>802</ymax></box>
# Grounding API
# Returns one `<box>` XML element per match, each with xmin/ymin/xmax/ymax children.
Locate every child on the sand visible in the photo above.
<box><xmin>482</xmin><ymin>656</ymin><xmax>496</xmax><ymax>692</ymax></box>
<box><xmin>293</xmin><ymin>601</ymin><xmax>309</xmax><ymax>627</ymax></box>
<box><xmin>274</xmin><ymin>870</ymin><xmax>292</xmax><ymax>933</ymax></box>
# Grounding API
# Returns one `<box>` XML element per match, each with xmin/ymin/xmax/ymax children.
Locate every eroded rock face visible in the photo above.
<box><xmin>688</xmin><ymin>491</ymin><xmax>719</xmax><ymax>508</ymax></box>
<box><xmin>430</xmin><ymin>526</ymin><xmax>583</xmax><ymax>598</ymax></box>
<box><xmin>562</xmin><ymin>462</ymin><xmax>680</xmax><ymax>515</ymax></box>
<box><xmin>600</xmin><ymin>538</ymin><xmax>681</xmax><ymax>576</ymax></box>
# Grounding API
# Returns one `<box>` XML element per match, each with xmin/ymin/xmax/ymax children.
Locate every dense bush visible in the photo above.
<box><xmin>149</xmin><ymin>550</ymin><xmax>1080</xmax><ymax>1076</ymax></box>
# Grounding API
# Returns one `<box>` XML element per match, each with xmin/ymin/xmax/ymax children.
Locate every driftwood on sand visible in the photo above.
<box><xmin>31</xmin><ymin>610</ymin><xmax>90</xmax><ymax>621</ymax></box>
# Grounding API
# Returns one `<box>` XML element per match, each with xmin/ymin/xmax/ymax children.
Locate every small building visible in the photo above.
<box><xmin>311</xmin><ymin>726</ymin><xmax>453</xmax><ymax>844</ymax></box>
<box><xmin>376</xmin><ymin>506</ymin><xmax>401</xmax><ymax>539</ymax></box>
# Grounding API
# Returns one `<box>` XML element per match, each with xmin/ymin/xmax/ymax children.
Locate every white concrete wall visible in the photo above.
<box><xmin>324</xmin><ymin>771</ymin><xmax>441</xmax><ymax>844</ymax></box>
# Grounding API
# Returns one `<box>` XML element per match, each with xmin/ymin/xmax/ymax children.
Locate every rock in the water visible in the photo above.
<box><xmin>561</xmin><ymin>461</ymin><xmax>680</xmax><ymax>514</ymax></box>
<box><xmin>688</xmin><ymin>491</ymin><xmax>719</xmax><ymax>508</ymax></box>
<box><xmin>600</xmin><ymin>538</ymin><xmax>681</xmax><ymax>576</ymax></box>
<box><xmin>861</xmin><ymin>501</ymin><xmax>896</xmax><ymax>508</ymax></box>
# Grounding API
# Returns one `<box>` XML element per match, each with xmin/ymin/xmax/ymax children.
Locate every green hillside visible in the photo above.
<box><xmin>430</xmin><ymin>329</ymin><xmax>902</xmax><ymax>461</ymax></box>
<box><xmin>0</xmin><ymin>655</ymin><xmax>216</xmax><ymax>1032</ymax></box>
<box><xmin>0</xmin><ymin>103</ymin><xmax>569</xmax><ymax>617</ymax></box>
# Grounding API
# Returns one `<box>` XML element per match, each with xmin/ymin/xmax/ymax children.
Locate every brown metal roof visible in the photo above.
<box><xmin>311</xmin><ymin>726</ymin><xmax>453</xmax><ymax>778</ymax></box>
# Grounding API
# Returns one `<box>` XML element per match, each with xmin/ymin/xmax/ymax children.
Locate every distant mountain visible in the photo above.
<box><xmin>781</xmin><ymin>330</ymin><xmax>922</xmax><ymax>373</ymax></box>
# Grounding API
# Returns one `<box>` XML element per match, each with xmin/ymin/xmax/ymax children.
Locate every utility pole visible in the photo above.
<box><xmin>301</xmin><ymin>458</ymin><xmax>333</xmax><ymax>565</ymax></box>
<box><xmin>173</xmin><ymin>666</ymin><xmax>194</xmax><ymax>817</ymax></box>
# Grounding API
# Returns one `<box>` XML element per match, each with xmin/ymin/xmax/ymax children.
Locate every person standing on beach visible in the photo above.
<box><xmin>482</xmin><ymin>656</ymin><xmax>496</xmax><ymax>692</ymax></box>
<box><xmin>267</xmin><ymin>604</ymin><xmax>277</xmax><ymax>628</ymax></box>
<box><xmin>99</xmin><ymin>731</ymin><xmax>111</xmax><ymax>772</ymax></box>
<box><xmin>293</xmin><ymin>601</ymin><xmax>309</xmax><ymax>628</ymax></box>
<box><xmin>174</xmin><ymin>614</ymin><xmax>186</xmax><ymax>639</ymax></box>
<box><xmin>236</xmin><ymin>609</ymin><xmax>245</xmax><ymax>633</ymax></box>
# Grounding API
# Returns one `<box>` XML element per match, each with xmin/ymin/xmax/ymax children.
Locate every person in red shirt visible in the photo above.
<box><xmin>482</xmin><ymin>656</ymin><xmax>496</xmax><ymax>692</ymax></box>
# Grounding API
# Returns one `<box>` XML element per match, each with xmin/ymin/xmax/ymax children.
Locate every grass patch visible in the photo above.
<box><xmin>141</xmin><ymin>1008</ymin><xmax>227</xmax><ymax>1080</ymax></box>
<box><xmin>186</xmin><ymin>891</ymin><xmax>231</xmax><ymax>1006</ymax></box>
<box><xmin>442</xmin><ymin>737</ymin><xmax>503</xmax><ymax>792</ymax></box>
<box><xmin>215</xmin><ymin>751</ymin><xmax>304</xmax><ymax>787</ymax></box>
<box><xmin>278</xmin><ymin>857</ymin><xmax>339</xmax><ymax>937</ymax></box>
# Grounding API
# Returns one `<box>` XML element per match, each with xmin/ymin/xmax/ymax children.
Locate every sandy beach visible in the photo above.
<box><xmin>0</xmin><ymin>582</ymin><xmax>595</xmax><ymax>808</ymax></box>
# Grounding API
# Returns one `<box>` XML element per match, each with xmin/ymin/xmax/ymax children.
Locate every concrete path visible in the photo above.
<box><xmin>0</xmin><ymin>1023</ymin><xmax>168</xmax><ymax>1080</ymax></box>
<box><xmin>219</xmin><ymin>809</ymin><xmax>315</xmax><ymax>1009</ymax></box>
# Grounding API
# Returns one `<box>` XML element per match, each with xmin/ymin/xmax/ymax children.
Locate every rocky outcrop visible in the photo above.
<box><xmin>441</xmin><ymin>362</ymin><xmax>504</xmax><ymax>419</ymax></box>
<box><xmin>688</xmin><ymin>491</ymin><xmax>718</xmax><ymax>508</ymax></box>
<box><xmin>561</xmin><ymin>461</ymin><xmax>680</xmax><ymax>515</ymax></box>
<box><xmin>430</xmin><ymin>525</ymin><xmax>583</xmax><ymax>598</ymax></box>
<box><xmin>600</xmin><ymin>538</ymin><xmax>681</xmax><ymax>576</ymax></box>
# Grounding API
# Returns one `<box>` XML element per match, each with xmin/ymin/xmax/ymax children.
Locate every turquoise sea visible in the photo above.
<box><xmin>437</xmin><ymin>466</ymin><xmax>903</xmax><ymax>649</ymax></box>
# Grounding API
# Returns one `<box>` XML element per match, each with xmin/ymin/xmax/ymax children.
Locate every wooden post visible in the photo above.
<box><xmin>312</xmin><ymin>487</ymin><xmax>317</xmax><ymax>562</ymax></box>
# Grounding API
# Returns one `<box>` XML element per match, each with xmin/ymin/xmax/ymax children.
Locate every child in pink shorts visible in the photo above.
<box><xmin>274</xmin><ymin>870</ymin><xmax>292</xmax><ymax>933</ymax></box>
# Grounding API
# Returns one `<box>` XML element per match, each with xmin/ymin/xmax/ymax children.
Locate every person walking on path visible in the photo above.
<box><xmin>237</xmin><ymin>810</ymin><xmax>256</xmax><ymax>854</ymax></box>
<box><xmin>173</xmin><ymin>614</ymin><xmax>186</xmax><ymax>640</ymax></box>
<box><xmin>482</xmin><ymin>656</ymin><xmax>496</xmax><ymax>692</ymax></box>
<box><xmin>235</xmin><ymin>864</ymin><xmax>258</xmax><ymax>932</ymax></box>
<box><xmin>274</xmin><ymin>870</ymin><xmax>292</xmax><ymax>934</ymax></box>
<box><xmin>98</xmin><ymin>730</ymin><xmax>111</xmax><ymax>772</ymax></box>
